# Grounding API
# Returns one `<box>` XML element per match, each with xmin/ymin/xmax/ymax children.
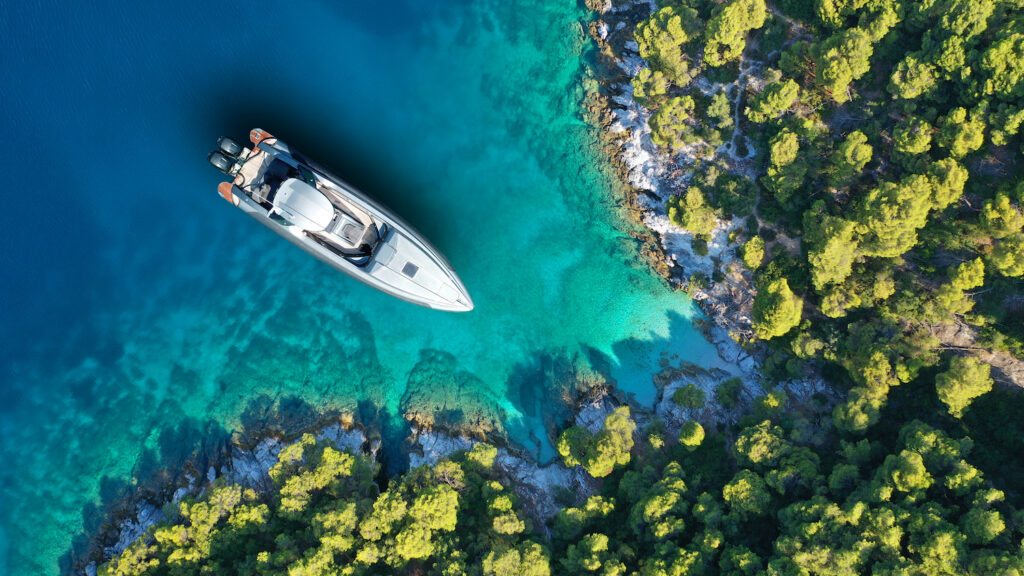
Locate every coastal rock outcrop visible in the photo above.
<box><xmin>406</xmin><ymin>429</ymin><xmax>596</xmax><ymax>536</ymax></box>
<box><xmin>87</xmin><ymin>419</ymin><xmax>368</xmax><ymax>573</ymax></box>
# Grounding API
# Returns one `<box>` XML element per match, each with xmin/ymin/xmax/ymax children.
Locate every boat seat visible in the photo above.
<box><xmin>251</xmin><ymin>182</ymin><xmax>272</xmax><ymax>205</ymax></box>
<box><xmin>328</xmin><ymin>212</ymin><xmax>372</xmax><ymax>249</ymax></box>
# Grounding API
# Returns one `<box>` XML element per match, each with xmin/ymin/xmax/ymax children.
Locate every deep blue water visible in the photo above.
<box><xmin>0</xmin><ymin>1</ymin><xmax>725</xmax><ymax>573</ymax></box>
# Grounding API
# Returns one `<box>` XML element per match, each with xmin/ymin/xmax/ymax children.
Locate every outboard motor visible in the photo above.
<box><xmin>207</xmin><ymin>151</ymin><xmax>235</xmax><ymax>174</ymax></box>
<box><xmin>217</xmin><ymin>136</ymin><xmax>242</xmax><ymax>158</ymax></box>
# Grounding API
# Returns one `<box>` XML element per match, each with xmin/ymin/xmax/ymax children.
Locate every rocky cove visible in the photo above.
<box><xmin>73</xmin><ymin>2</ymin><xmax>820</xmax><ymax>570</ymax></box>
<box><xmin>60</xmin><ymin>0</ymin><xmax>1024</xmax><ymax>572</ymax></box>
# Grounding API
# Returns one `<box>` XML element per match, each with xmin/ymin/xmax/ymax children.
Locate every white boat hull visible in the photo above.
<box><xmin>211</xmin><ymin>130</ymin><xmax>473</xmax><ymax>312</ymax></box>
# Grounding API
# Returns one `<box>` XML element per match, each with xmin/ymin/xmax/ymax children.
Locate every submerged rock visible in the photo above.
<box><xmin>400</xmin><ymin>349</ymin><xmax>507</xmax><ymax>441</ymax></box>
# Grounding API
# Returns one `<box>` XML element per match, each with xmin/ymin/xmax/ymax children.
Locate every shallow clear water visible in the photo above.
<box><xmin>0</xmin><ymin>1</ymin><xmax>723</xmax><ymax>573</ymax></box>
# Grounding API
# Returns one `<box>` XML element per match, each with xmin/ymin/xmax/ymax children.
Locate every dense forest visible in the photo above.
<box><xmin>100</xmin><ymin>400</ymin><xmax>1023</xmax><ymax>575</ymax></box>
<box><xmin>636</xmin><ymin>0</ymin><xmax>1024</xmax><ymax>465</ymax></box>
<box><xmin>638</xmin><ymin>0</ymin><xmax>1024</xmax><ymax>430</ymax></box>
<box><xmin>98</xmin><ymin>0</ymin><xmax>1024</xmax><ymax>574</ymax></box>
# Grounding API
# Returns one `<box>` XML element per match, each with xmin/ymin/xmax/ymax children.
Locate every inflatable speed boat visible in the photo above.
<box><xmin>208</xmin><ymin>129</ymin><xmax>473</xmax><ymax>312</ymax></box>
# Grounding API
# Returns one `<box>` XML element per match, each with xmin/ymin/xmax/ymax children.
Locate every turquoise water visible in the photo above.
<box><xmin>0</xmin><ymin>1</ymin><xmax>723</xmax><ymax>573</ymax></box>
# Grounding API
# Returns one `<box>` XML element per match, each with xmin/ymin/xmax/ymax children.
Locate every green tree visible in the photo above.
<box><xmin>981</xmin><ymin>192</ymin><xmax>1024</xmax><ymax>238</ymax></box>
<box><xmin>277</xmin><ymin>445</ymin><xmax>358</xmax><ymax>516</ymax></box>
<box><xmin>734</xmin><ymin>420</ymin><xmax>788</xmax><ymax>468</ymax></box>
<box><xmin>752</xmin><ymin>278</ymin><xmax>803</xmax><ymax>340</ymax></box>
<box><xmin>820</xmin><ymin>279</ymin><xmax>864</xmax><ymax>318</ymax></box>
<box><xmin>927</xmin><ymin>158</ymin><xmax>968</xmax><ymax>210</ymax></box>
<box><xmin>951</xmin><ymin>257</ymin><xmax>985</xmax><ymax>292</ymax></box>
<box><xmin>888</xmin><ymin>54</ymin><xmax>938</xmax><ymax>100</ymax></box>
<box><xmin>753</xmin><ymin>390</ymin><xmax>788</xmax><ymax>420</ymax></box>
<box><xmin>719</xmin><ymin>545</ymin><xmax>763</xmax><ymax>576</ymax></box>
<box><xmin>763</xmin><ymin>129</ymin><xmax>808</xmax><ymax>204</ymax></box>
<box><xmin>489</xmin><ymin>493</ymin><xmax>527</xmax><ymax>536</ymax></box>
<box><xmin>707</xmin><ymin>90</ymin><xmax>735</xmax><ymax>130</ymax></box>
<box><xmin>989</xmin><ymin>105</ymin><xmax>1024</xmax><ymax>145</ymax></box>
<box><xmin>558</xmin><ymin>408</ymin><xmax>637</xmax><ymax>478</ymax></box>
<box><xmin>649</xmin><ymin>96</ymin><xmax>697</xmax><ymax>150</ymax></box>
<box><xmin>714</xmin><ymin>172</ymin><xmax>759</xmax><ymax>217</ymax></box>
<box><xmin>814</xmin><ymin>29</ymin><xmax>874</xmax><ymax>103</ymax></box>
<box><xmin>722</xmin><ymin>470</ymin><xmax>771</xmax><ymax>516</ymax></box>
<box><xmin>585</xmin><ymin>407</ymin><xmax>637</xmax><ymax>478</ymax></box>
<box><xmin>557</xmin><ymin>426</ymin><xmax>592</xmax><ymax>468</ymax></box>
<box><xmin>703</xmin><ymin>0</ymin><xmax>768</xmax><ymax>67</ymax></box>
<box><xmin>100</xmin><ymin>540</ymin><xmax>158</xmax><ymax>576</ymax></box>
<box><xmin>716</xmin><ymin>377</ymin><xmax>745</xmax><ymax>410</ymax></box>
<box><xmin>829</xmin><ymin>131</ymin><xmax>872</xmax><ymax>188</ymax></box>
<box><xmin>635</xmin><ymin>6</ymin><xmax>700</xmax><ymax>84</ymax></box>
<box><xmin>936</xmin><ymin>356</ymin><xmax>993</xmax><ymax>418</ymax></box>
<box><xmin>667</xmin><ymin>187</ymin><xmax>717</xmax><ymax>235</ymax></box>
<box><xmin>893</xmin><ymin>117</ymin><xmax>933</xmax><ymax>157</ymax></box>
<box><xmin>467</xmin><ymin>443</ymin><xmax>498</xmax><ymax>470</ymax></box>
<box><xmin>833</xmin><ymin>386</ymin><xmax>885</xmax><ymax>434</ymax></box>
<box><xmin>769</xmin><ymin>129</ymin><xmax>800</xmax><ymax>167</ymax></box>
<box><xmin>746</xmin><ymin>80</ymin><xmax>799</xmax><ymax>123</ymax></box>
<box><xmin>938</xmin><ymin>107</ymin><xmax>985</xmax><ymax>157</ymax></box>
<box><xmin>805</xmin><ymin>204</ymin><xmax>860</xmax><ymax>290</ymax></box>
<box><xmin>679</xmin><ymin>421</ymin><xmax>705</xmax><ymax>451</ymax></box>
<box><xmin>963</xmin><ymin>507</ymin><xmax>1006</xmax><ymax>545</ymax></box>
<box><xmin>741</xmin><ymin>236</ymin><xmax>765</xmax><ymax>269</ymax></box>
<box><xmin>361</xmin><ymin>490</ymin><xmax>406</xmax><ymax>541</ymax></box>
<box><xmin>921</xmin><ymin>258</ymin><xmax>985</xmax><ymax>323</ymax></box>
<box><xmin>981</xmin><ymin>30</ymin><xmax>1024</xmax><ymax>99</ymax></box>
<box><xmin>482</xmin><ymin>542</ymin><xmax>551</xmax><ymax>576</ymax></box>
<box><xmin>409</xmin><ymin>485</ymin><xmax>458</xmax><ymax>531</ymax></box>
<box><xmin>672</xmin><ymin>383</ymin><xmax>707</xmax><ymax>409</ymax></box>
<box><xmin>765</xmin><ymin>447</ymin><xmax>820</xmax><ymax>496</ymax></box>
<box><xmin>562</xmin><ymin>533</ymin><xmax>625</xmax><ymax>574</ymax></box>
<box><xmin>991</xmin><ymin>233</ymin><xmax>1024</xmax><ymax>277</ymax></box>
<box><xmin>553</xmin><ymin>495</ymin><xmax>616</xmax><ymax>542</ymax></box>
<box><xmin>815</xmin><ymin>0</ymin><xmax>847</xmax><ymax>28</ymax></box>
<box><xmin>632</xmin><ymin>68</ymin><xmax>670</xmax><ymax>107</ymax></box>
<box><xmin>857</xmin><ymin>175</ymin><xmax>933</xmax><ymax>258</ymax></box>
<box><xmin>878</xmin><ymin>449</ymin><xmax>933</xmax><ymax>496</ymax></box>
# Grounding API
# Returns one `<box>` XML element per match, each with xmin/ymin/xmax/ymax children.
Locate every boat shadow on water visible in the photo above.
<box><xmin>194</xmin><ymin>85</ymin><xmax>450</xmax><ymax>252</ymax></box>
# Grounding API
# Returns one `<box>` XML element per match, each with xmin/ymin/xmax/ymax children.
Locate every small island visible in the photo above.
<box><xmin>92</xmin><ymin>0</ymin><xmax>1024</xmax><ymax>574</ymax></box>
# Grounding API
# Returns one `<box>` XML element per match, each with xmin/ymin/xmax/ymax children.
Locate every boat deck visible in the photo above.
<box><xmin>233</xmin><ymin>147</ymin><xmax>271</xmax><ymax>195</ymax></box>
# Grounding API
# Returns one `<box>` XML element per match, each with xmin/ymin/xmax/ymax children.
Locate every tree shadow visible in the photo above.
<box><xmin>498</xmin><ymin>309</ymin><xmax>728</xmax><ymax>463</ymax></box>
<box><xmin>235</xmin><ymin>393</ymin><xmax>337</xmax><ymax>444</ymax></box>
<box><xmin>357</xmin><ymin>399</ymin><xmax>410</xmax><ymax>478</ymax></box>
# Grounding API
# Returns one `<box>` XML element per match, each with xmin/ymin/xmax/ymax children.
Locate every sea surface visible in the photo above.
<box><xmin>0</xmin><ymin>1</ymin><xmax>725</xmax><ymax>573</ymax></box>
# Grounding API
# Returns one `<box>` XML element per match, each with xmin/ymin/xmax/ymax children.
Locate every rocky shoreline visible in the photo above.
<box><xmin>580</xmin><ymin>0</ymin><xmax>840</xmax><ymax>413</ymax></box>
<box><xmin>583</xmin><ymin>0</ymin><xmax>764</xmax><ymax>384</ymax></box>
<box><xmin>80</xmin><ymin>354</ymin><xmax>814</xmax><ymax>575</ymax></box>
<box><xmin>76</xmin><ymin>416</ymin><xmax>372</xmax><ymax>575</ymax></box>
